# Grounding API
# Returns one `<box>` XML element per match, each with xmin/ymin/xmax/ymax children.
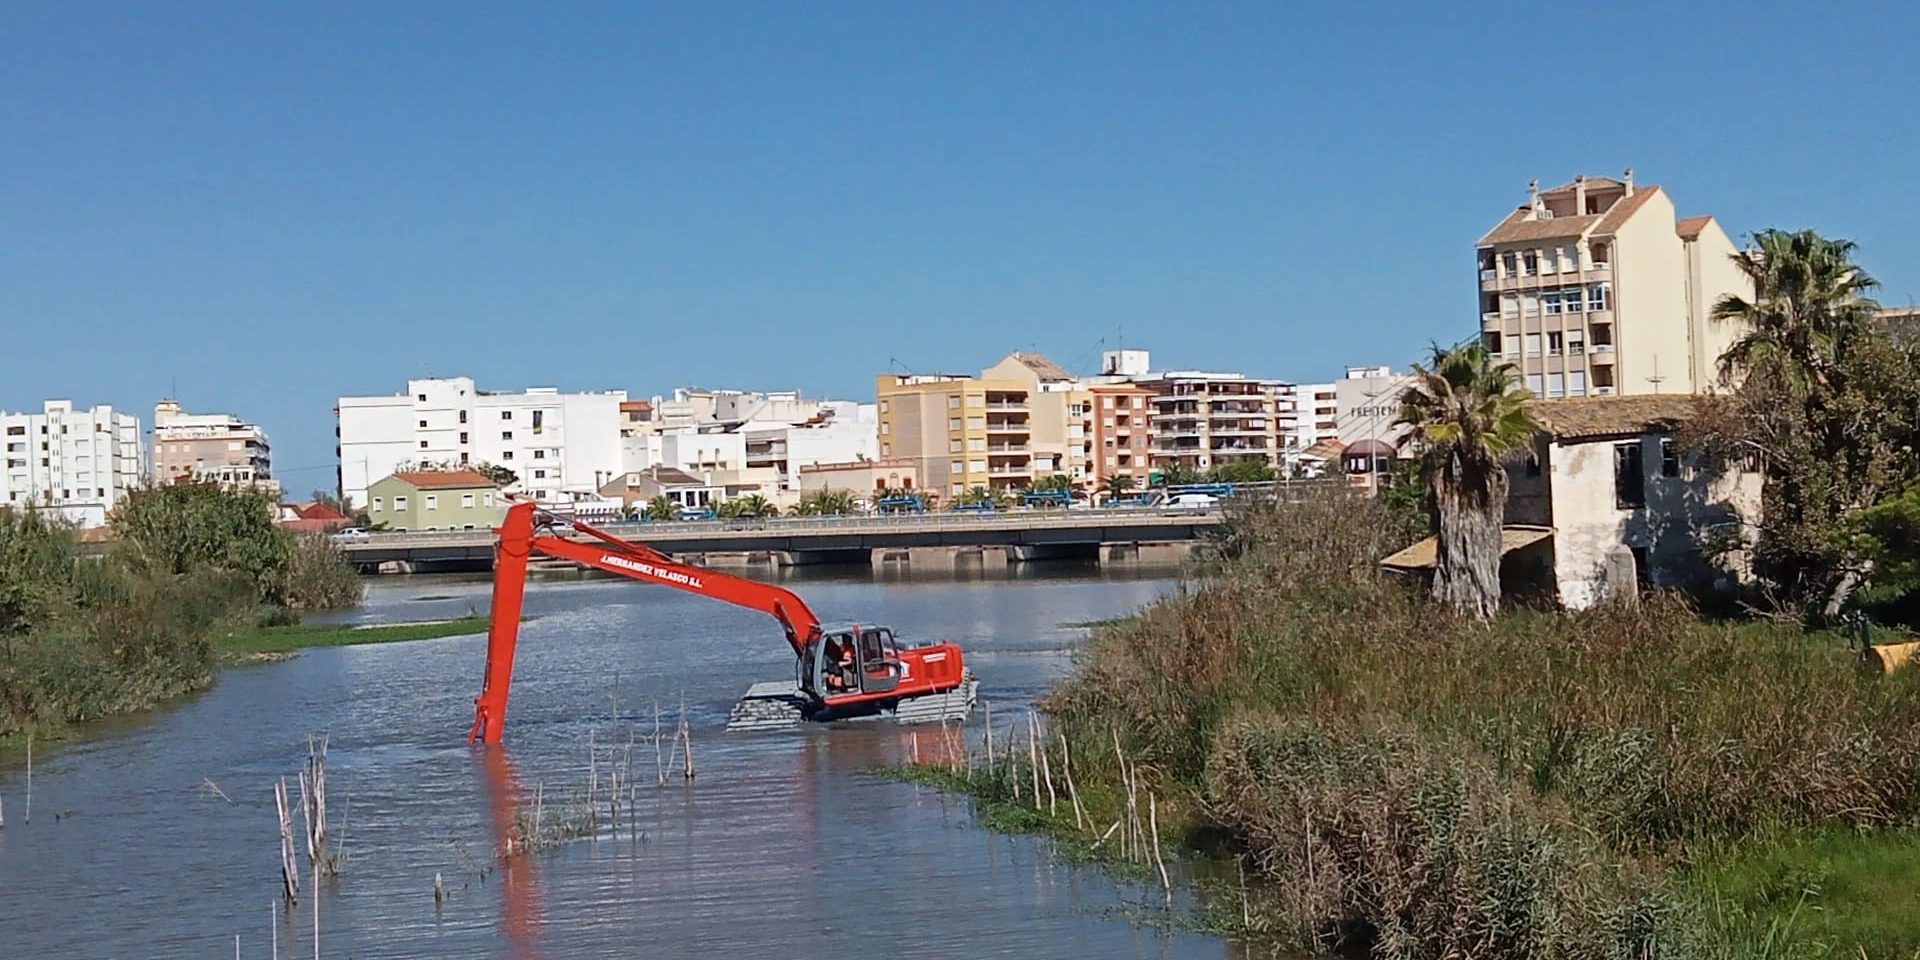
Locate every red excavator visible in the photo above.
<box><xmin>469</xmin><ymin>501</ymin><xmax>976</xmax><ymax>744</ymax></box>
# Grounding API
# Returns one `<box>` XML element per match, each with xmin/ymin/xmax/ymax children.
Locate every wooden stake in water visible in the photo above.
<box><xmin>275</xmin><ymin>779</ymin><xmax>301</xmax><ymax>902</ymax></box>
<box><xmin>24</xmin><ymin>733</ymin><xmax>30</xmax><ymax>825</ymax></box>
<box><xmin>271</xmin><ymin>900</ymin><xmax>278</xmax><ymax>960</ymax></box>
<box><xmin>653</xmin><ymin>702</ymin><xmax>666</xmax><ymax>787</ymax></box>
<box><xmin>679</xmin><ymin>697</ymin><xmax>696</xmax><ymax>781</ymax></box>
<box><xmin>1060</xmin><ymin>732</ymin><xmax>1086</xmax><ymax>831</ymax></box>
<box><xmin>1149</xmin><ymin>792</ymin><xmax>1172</xmax><ymax>909</ymax></box>
<box><xmin>983</xmin><ymin>701</ymin><xmax>994</xmax><ymax>779</ymax></box>
<box><xmin>1027</xmin><ymin>712</ymin><xmax>1041</xmax><ymax>811</ymax></box>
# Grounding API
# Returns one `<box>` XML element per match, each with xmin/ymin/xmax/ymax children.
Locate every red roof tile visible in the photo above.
<box><xmin>388</xmin><ymin>469</ymin><xmax>499</xmax><ymax>490</ymax></box>
<box><xmin>1676</xmin><ymin>215</ymin><xmax>1713</xmax><ymax>241</ymax></box>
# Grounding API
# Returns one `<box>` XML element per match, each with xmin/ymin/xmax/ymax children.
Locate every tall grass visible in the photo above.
<box><xmin>1038</xmin><ymin>488</ymin><xmax>1920</xmax><ymax>957</ymax></box>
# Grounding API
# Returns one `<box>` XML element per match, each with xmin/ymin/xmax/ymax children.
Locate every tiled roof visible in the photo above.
<box><xmin>1301</xmin><ymin>438</ymin><xmax>1347</xmax><ymax>460</ymax></box>
<box><xmin>1532</xmin><ymin>395</ymin><xmax>1703</xmax><ymax>441</ymax></box>
<box><xmin>1540</xmin><ymin>176</ymin><xmax>1625</xmax><ymax>197</ymax></box>
<box><xmin>293</xmin><ymin>502</ymin><xmax>350</xmax><ymax>521</ymax></box>
<box><xmin>1676</xmin><ymin>215</ymin><xmax>1714</xmax><ymax>241</ymax></box>
<box><xmin>1011</xmin><ymin>352</ymin><xmax>1073</xmax><ymax>382</ymax></box>
<box><xmin>1594</xmin><ymin>186</ymin><xmax>1663</xmax><ymax>234</ymax></box>
<box><xmin>388</xmin><ymin>469</ymin><xmax>499</xmax><ymax>490</ymax></box>
<box><xmin>1477</xmin><ymin>185</ymin><xmax>1664</xmax><ymax>246</ymax></box>
<box><xmin>619</xmin><ymin>400</ymin><xmax>652</xmax><ymax>413</ymax></box>
<box><xmin>639</xmin><ymin>465</ymin><xmax>706</xmax><ymax>487</ymax></box>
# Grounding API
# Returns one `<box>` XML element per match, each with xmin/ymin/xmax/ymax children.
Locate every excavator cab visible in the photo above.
<box><xmin>806</xmin><ymin>625</ymin><xmax>902</xmax><ymax>700</ymax></box>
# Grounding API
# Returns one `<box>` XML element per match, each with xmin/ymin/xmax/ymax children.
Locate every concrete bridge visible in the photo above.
<box><xmin>337</xmin><ymin>507</ymin><xmax>1225</xmax><ymax>573</ymax></box>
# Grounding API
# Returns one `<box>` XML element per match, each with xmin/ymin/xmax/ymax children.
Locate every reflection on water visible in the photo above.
<box><xmin>0</xmin><ymin>570</ymin><xmax>1239</xmax><ymax>959</ymax></box>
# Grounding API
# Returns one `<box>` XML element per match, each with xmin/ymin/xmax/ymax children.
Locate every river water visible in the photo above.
<box><xmin>0</xmin><ymin>567</ymin><xmax>1239</xmax><ymax>959</ymax></box>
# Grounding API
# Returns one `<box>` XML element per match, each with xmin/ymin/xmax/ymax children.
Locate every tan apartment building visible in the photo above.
<box><xmin>1139</xmin><ymin>372</ymin><xmax>1284</xmax><ymax>474</ymax></box>
<box><xmin>981</xmin><ymin>353</ymin><xmax>1089</xmax><ymax>485</ymax></box>
<box><xmin>876</xmin><ymin>373</ymin><xmax>1033</xmax><ymax>496</ymax></box>
<box><xmin>151</xmin><ymin>399</ymin><xmax>276</xmax><ymax>493</ymax></box>
<box><xmin>1087</xmin><ymin>382</ymin><xmax>1154</xmax><ymax>490</ymax></box>
<box><xmin>1477</xmin><ymin>170</ymin><xmax>1749</xmax><ymax>398</ymax></box>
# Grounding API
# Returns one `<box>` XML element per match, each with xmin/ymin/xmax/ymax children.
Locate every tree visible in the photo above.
<box><xmin>1210</xmin><ymin>459</ymin><xmax>1275</xmax><ymax>484</ymax></box>
<box><xmin>953</xmin><ymin>486</ymin><xmax>1008</xmax><ymax>509</ymax></box>
<box><xmin>1395</xmin><ymin>343</ymin><xmax>1539</xmax><ymax>619</ymax></box>
<box><xmin>1705</xmin><ymin>229</ymin><xmax>1919</xmax><ymax>619</ymax></box>
<box><xmin>1105</xmin><ymin>474</ymin><xmax>1137</xmax><ymax>500</ymax></box>
<box><xmin>796</xmin><ymin>489</ymin><xmax>855</xmax><ymax>516</ymax></box>
<box><xmin>731</xmin><ymin>493</ymin><xmax>777</xmax><ymax>518</ymax></box>
<box><xmin>474</xmin><ymin>461</ymin><xmax>518</xmax><ymax>488</ymax></box>
<box><xmin>644</xmin><ymin>495</ymin><xmax>678</xmax><ymax>522</ymax></box>
<box><xmin>1030</xmin><ymin>473</ymin><xmax>1075</xmax><ymax>494</ymax></box>
<box><xmin>111</xmin><ymin>484</ymin><xmax>293</xmax><ymax>603</ymax></box>
<box><xmin>1153</xmin><ymin>463</ymin><xmax>1201</xmax><ymax>487</ymax></box>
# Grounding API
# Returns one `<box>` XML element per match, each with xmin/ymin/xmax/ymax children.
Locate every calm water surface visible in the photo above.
<box><xmin>0</xmin><ymin>568</ymin><xmax>1239</xmax><ymax>959</ymax></box>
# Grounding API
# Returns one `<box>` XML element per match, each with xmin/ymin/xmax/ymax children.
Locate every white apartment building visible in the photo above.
<box><xmin>1</xmin><ymin>401</ymin><xmax>146</xmax><ymax>527</ymax></box>
<box><xmin>616</xmin><ymin>391</ymin><xmax>876</xmax><ymax>503</ymax></box>
<box><xmin>336</xmin><ymin>377</ymin><xmax>626</xmax><ymax>508</ymax></box>
<box><xmin>1477</xmin><ymin>170</ymin><xmax>1750</xmax><ymax>398</ymax></box>
<box><xmin>151</xmin><ymin>400</ymin><xmax>276</xmax><ymax>493</ymax></box>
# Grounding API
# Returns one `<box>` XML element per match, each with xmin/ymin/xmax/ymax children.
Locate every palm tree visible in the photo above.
<box><xmin>732</xmin><ymin>493</ymin><xmax>777</xmax><ymax>518</ymax></box>
<box><xmin>1104</xmin><ymin>474</ymin><xmax>1137</xmax><ymax>501</ymax></box>
<box><xmin>1714</xmin><ymin>229</ymin><xmax>1880</xmax><ymax>389</ymax></box>
<box><xmin>1395</xmin><ymin>343</ymin><xmax>1539</xmax><ymax>619</ymax></box>
<box><xmin>643</xmin><ymin>495</ymin><xmax>677</xmax><ymax>522</ymax></box>
<box><xmin>796</xmin><ymin>489</ymin><xmax>855</xmax><ymax>516</ymax></box>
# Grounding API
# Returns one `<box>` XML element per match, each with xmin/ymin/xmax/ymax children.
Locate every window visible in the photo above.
<box><xmin>1103</xmin><ymin>396</ymin><xmax>1115</xmax><ymax>409</ymax></box>
<box><xmin>533</xmin><ymin>449</ymin><xmax>545</xmax><ymax>459</ymax></box>
<box><xmin>419</xmin><ymin>440</ymin><xmax>428</xmax><ymax>449</ymax></box>
<box><xmin>483</xmin><ymin>493</ymin><xmax>495</xmax><ymax>507</ymax></box>
<box><xmin>1660</xmin><ymin>438</ymin><xmax>1680</xmax><ymax>477</ymax></box>
<box><xmin>1614</xmin><ymin>442</ymin><xmax>1645</xmax><ymax>508</ymax></box>
<box><xmin>1547</xmin><ymin>331</ymin><xmax>1563</xmax><ymax>354</ymax></box>
<box><xmin>1501</xmin><ymin>294</ymin><xmax>1519</xmax><ymax>318</ymax></box>
<box><xmin>878</xmin><ymin>400</ymin><xmax>889</xmax><ymax>414</ymax></box>
<box><xmin>881</xmin><ymin>442</ymin><xmax>891</xmax><ymax>456</ymax></box>
<box><xmin>1543</xmin><ymin>291</ymin><xmax>1561</xmax><ymax>315</ymax></box>
<box><xmin>949</xmin><ymin>418</ymin><xmax>962</xmax><ymax>430</ymax></box>
<box><xmin>879</xmin><ymin>422</ymin><xmax>890</xmax><ymax>435</ymax></box>
<box><xmin>968</xmin><ymin>459</ymin><xmax>987</xmax><ymax>473</ymax></box>
<box><xmin>949</xmin><ymin>439</ymin><xmax>963</xmax><ymax>453</ymax></box>
<box><xmin>533</xmin><ymin>469</ymin><xmax>546</xmax><ymax>479</ymax></box>
<box><xmin>394</xmin><ymin>495</ymin><xmax>409</xmax><ymax>510</ymax></box>
<box><xmin>459</xmin><ymin>410</ymin><xmax>468</xmax><ymax>424</ymax></box>
<box><xmin>501</xmin><ymin>411</ymin><xmax>512</xmax><ymax>420</ymax></box>
<box><xmin>532</xmin><ymin>410</ymin><xmax>544</xmax><ymax>434</ymax></box>
<box><xmin>1502</xmin><ymin>251</ymin><xmax>1518</xmax><ymax>276</ymax></box>
<box><xmin>1522</xmin><ymin>292</ymin><xmax>1540</xmax><ymax>315</ymax></box>
<box><xmin>417</xmin><ymin>394</ymin><xmax>427</xmax><ymax>402</ymax></box>
<box><xmin>425</xmin><ymin>494</ymin><xmax>438</xmax><ymax>510</ymax></box>
<box><xmin>501</xmin><ymin>431</ymin><xmax>512</xmax><ymax>440</ymax></box>
<box><xmin>1546</xmin><ymin>372</ymin><xmax>1565</xmax><ymax>398</ymax></box>
<box><xmin>418</xmin><ymin>420</ymin><xmax>428</xmax><ymax>428</ymax></box>
<box><xmin>966</xmin><ymin>417</ymin><xmax>985</xmax><ymax>430</ymax></box>
<box><xmin>948</xmin><ymin>396</ymin><xmax>961</xmax><ymax>409</ymax></box>
<box><xmin>1524</xmin><ymin>333</ymin><xmax>1542</xmax><ymax>358</ymax></box>
<box><xmin>1528</xmin><ymin>374</ymin><xmax>1545</xmax><ymax>395</ymax></box>
<box><xmin>501</xmin><ymin>451</ymin><xmax>513</xmax><ymax>460</ymax></box>
<box><xmin>950</xmin><ymin>460</ymin><xmax>965</xmax><ymax>474</ymax></box>
<box><xmin>1569</xmin><ymin>370</ymin><xmax>1587</xmax><ymax>395</ymax></box>
<box><xmin>1522</xmin><ymin>250</ymin><xmax>1539</xmax><ymax>275</ymax></box>
<box><xmin>1482</xmin><ymin>331</ymin><xmax>1503</xmax><ymax>354</ymax></box>
<box><xmin>1589</xmin><ymin>283</ymin><xmax>1610</xmax><ymax>310</ymax></box>
<box><xmin>966</xmin><ymin>395</ymin><xmax>984</xmax><ymax>407</ymax></box>
<box><xmin>459</xmin><ymin>432</ymin><xmax>469</xmax><ymax>444</ymax></box>
<box><xmin>462</xmin><ymin>493</ymin><xmax>475</xmax><ymax>507</ymax></box>
<box><xmin>968</xmin><ymin>438</ymin><xmax>986</xmax><ymax>452</ymax></box>
<box><xmin>1563</xmin><ymin>288</ymin><xmax>1584</xmax><ymax>313</ymax></box>
<box><xmin>1567</xmin><ymin>331</ymin><xmax>1585</xmax><ymax>354</ymax></box>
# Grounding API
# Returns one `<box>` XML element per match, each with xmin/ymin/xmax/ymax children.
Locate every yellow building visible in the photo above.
<box><xmin>980</xmin><ymin>353</ymin><xmax>1091</xmax><ymax>485</ymax></box>
<box><xmin>876</xmin><ymin>373</ymin><xmax>1033</xmax><ymax>496</ymax></box>
<box><xmin>1476</xmin><ymin>170</ymin><xmax>1750</xmax><ymax>397</ymax></box>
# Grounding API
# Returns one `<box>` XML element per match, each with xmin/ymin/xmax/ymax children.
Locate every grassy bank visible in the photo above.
<box><xmin>217</xmin><ymin>616</ymin><xmax>492</xmax><ymax>659</ymax></box>
<box><xmin>906</xmin><ymin>490</ymin><xmax>1920</xmax><ymax>958</ymax></box>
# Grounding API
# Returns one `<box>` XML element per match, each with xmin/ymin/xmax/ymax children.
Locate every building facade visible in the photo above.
<box><xmin>1086</xmin><ymin>382</ymin><xmax>1154</xmax><ymax>490</ymax></box>
<box><xmin>876</xmin><ymin>373</ymin><xmax>1034</xmax><ymax>496</ymax></box>
<box><xmin>151</xmin><ymin>399</ymin><xmax>276</xmax><ymax>493</ymax></box>
<box><xmin>366</xmin><ymin>469</ymin><xmax>505</xmax><ymax>532</ymax></box>
<box><xmin>1506</xmin><ymin>396</ymin><xmax>1760</xmax><ymax>609</ymax></box>
<box><xmin>1477</xmin><ymin>170</ymin><xmax>1750</xmax><ymax>398</ymax></box>
<box><xmin>336</xmin><ymin>377</ymin><xmax>626</xmax><ymax>508</ymax></box>
<box><xmin>981</xmin><ymin>353</ymin><xmax>1089</xmax><ymax>483</ymax></box>
<box><xmin>1138</xmin><ymin>371</ymin><xmax>1285</xmax><ymax>474</ymax></box>
<box><xmin>796</xmin><ymin>458</ymin><xmax>920</xmax><ymax>496</ymax></box>
<box><xmin>1</xmin><ymin>400</ymin><xmax>146</xmax><ymax>527</ymax></box>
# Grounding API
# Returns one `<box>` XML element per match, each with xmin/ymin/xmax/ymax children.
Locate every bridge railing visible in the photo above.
<box><xmin>339</xmin><ymin>505</ymin><xmax>1226</xmax><ymax>547</ymax></box>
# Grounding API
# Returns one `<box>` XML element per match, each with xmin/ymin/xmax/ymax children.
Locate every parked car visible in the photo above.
<box><xmin>1166</xmin><ymin>493</ymin><xmax>1219</xmax><ymax>510</ymax></box>
<box><xmin>330</xmin><ymin>527</ymin><xmax>370</xmax><ymax>540</ymax></box>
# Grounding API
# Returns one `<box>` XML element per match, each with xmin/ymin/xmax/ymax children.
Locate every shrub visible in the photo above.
<box><xmin>282</xmin><ymin>533</ymin><xmax>363</xmax><ymax>611</ymax></box>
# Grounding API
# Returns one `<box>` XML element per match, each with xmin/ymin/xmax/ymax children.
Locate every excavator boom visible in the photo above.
<box><xmin>469</xmin><ymin>501</ymin><xmax>968</xmax><ymax>744</ymax></box>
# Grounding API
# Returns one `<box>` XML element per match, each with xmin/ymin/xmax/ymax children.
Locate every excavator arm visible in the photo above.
<box><xmin>469</xmin><ymin>500</ymin><xmax>824</xmax><ymax>744</ymax></box>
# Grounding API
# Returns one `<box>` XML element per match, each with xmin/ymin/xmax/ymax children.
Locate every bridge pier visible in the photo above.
<box><xmin>1100</xmin><ymin>541</ymin><xmax>1194</xmax><ymax>566</ymax></box>
<box><xmin>871</xmin><ymin>545</ymin><xmax>1010</xmax><ymax>572</ymax></box>
<box><xmin>772</xmin><ymin>548</ymin><xmax>874</xmax><ymax>567</ymax></box>
<box><xmin>1006</xmin><ymin>543</ymin><xmax>1101</xmax><ymax>564</ymax></box>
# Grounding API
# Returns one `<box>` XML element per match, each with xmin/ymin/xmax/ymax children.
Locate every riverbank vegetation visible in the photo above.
<box><xmin>0</xmin><ymin>486</ymin><xmax>364</xmax><ymax>739</ymax></box>
<box><xmin>219</xmin><ymin>616</ymin><xmax>490</xmax><ymax>659</ymax></box>
<box><xmin>909</xmin><ymin>231</ymin><xmax>1920</xmax><ymax>956</ymax></box>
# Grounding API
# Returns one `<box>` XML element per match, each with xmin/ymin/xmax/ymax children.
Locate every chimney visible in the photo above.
<box><xmin>1574</xmin><ymin>174</ymin><xmax>1588</xmax><ymax>215</ymax></box>
<box><xmin>1623</xmin><ymin>167</ymin><xmax>1635</xmax><ymax>197</ymax></box>
<box><xmin>1527</xmin><ymin>179</ymin><xmax>1542</xmax><ymax>218</ymax></box>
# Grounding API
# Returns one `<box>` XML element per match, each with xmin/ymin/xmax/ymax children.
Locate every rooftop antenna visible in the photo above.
<box><xmin>1645</xmin><ymin>356</ymin><xmax>1667</xmax><ymax>394</ymax></box>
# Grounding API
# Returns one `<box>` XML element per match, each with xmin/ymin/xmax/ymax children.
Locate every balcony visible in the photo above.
<box><xmin>984</xmin><ymin>419</ymin><xmax>1030</xmax><ymax>433</ymax></box>
<box><xmin>984</xmin><ymin>400</ymin><xmax>1027</xmax><ymax>411</ymax></box>
<box><xmin>985</xmin><ymin>443</ymin><xmax>1028</xmax><ymax>453</ymax></box>
<box><xmin>1589</xmin><ymin>346</ymin><xmax>1615</xmax><ymax>364</ymax></box>
<box><xmin>1594</xmin><ymin>386</ymin><xmax>1616</xmax><ymax>395</ymax></box>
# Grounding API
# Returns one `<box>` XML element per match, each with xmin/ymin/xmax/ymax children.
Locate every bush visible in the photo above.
<box><xmin>1043</xmin><ymin>485</ymin><xmax>1920</xmax><ymax>955</ymax></box>
<box><xmin>283</xmin><ymin>533</ymin><xmax>363</xmax><ymax>611</ymax></box>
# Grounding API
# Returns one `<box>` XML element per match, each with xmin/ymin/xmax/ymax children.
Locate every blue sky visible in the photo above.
<box><xmin>4</xmin><ymin>1</ymin><xmax>1916</xmax><ymax>490</ymax></box>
